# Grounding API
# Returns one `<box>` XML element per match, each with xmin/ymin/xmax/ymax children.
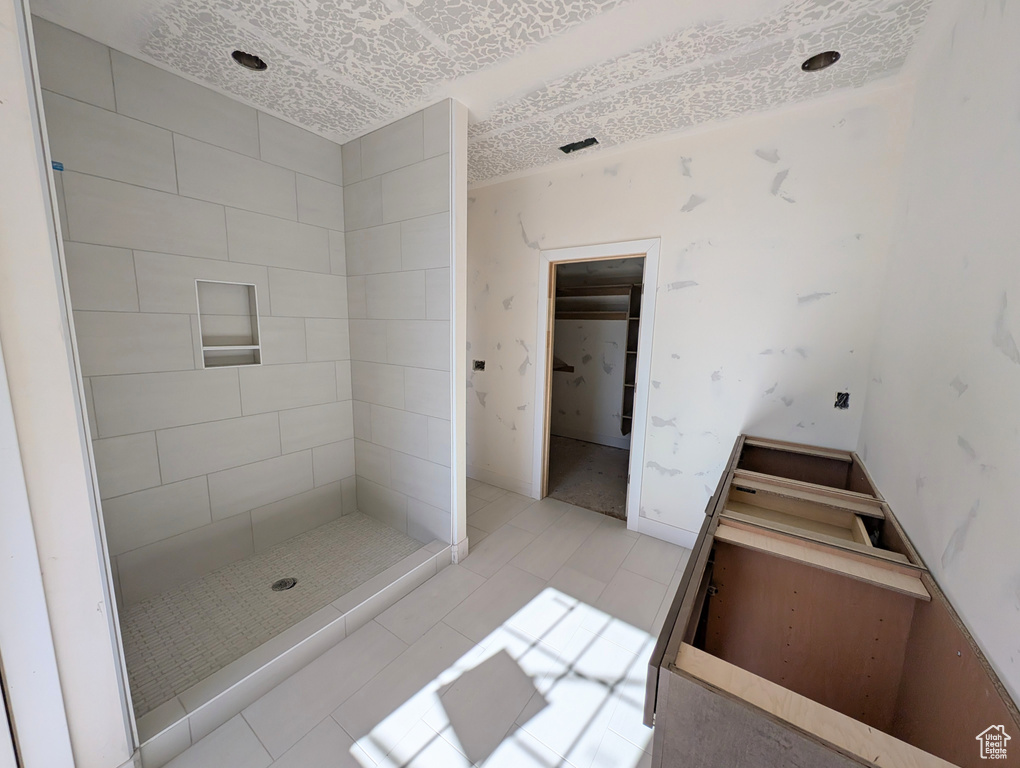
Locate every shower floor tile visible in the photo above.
<box><xmin>120</xmin><ymin>512</ymin><xmax>425</xmax><ymax>718</ymax></box>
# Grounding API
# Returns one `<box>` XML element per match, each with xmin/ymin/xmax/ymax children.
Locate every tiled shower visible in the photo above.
<box><xmin>34</xmin><ymin>15</ymin><xmax>457</xmax><ymax>732</ymax></box>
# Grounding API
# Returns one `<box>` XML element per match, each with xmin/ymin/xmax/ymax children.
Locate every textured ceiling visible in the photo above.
<box><xmin>31</xmin><ymin>0</ymin><xmax>932</xmax><ymax>185</ymax></box>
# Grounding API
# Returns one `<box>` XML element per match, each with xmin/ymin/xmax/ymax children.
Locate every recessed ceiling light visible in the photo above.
<box><xmin>560</xmin><ymin>137</ymin><xmax>599</xmax><ymax>154</ymax></box>
<box><xmin>801</xmin><ymin>51</ymin><xmax>841</xmax><ymax>72</ymax></box>
<box><xmin>231</xmin><ymin>50</ymin><xmax>268</xmax><ymax>71</ymax></box>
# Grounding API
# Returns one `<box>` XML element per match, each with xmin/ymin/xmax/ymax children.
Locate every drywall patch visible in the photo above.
<box><xmin>651</xmin><ymin>416</ymin><xmax>677</xmax><ymax>427</ymax></box>
<box><xmin>782</xmin><ymin>396</ymin><xmax>794</xmax><ymax>407</ymax></box>
<box><xmin>502</xmin><ymin>296</ymin><xmax>514</xmax><ymax>310</ymax></box>
<box><xmin>771</xmin><ymin>169</ymin><xmax>796</xmax><ymax>202</ymax></box>
<box><xmin>755</xmin><ymin>148</ymin><xmax>781</xmax><ymax>163</ymax></box>
<box><xmin>993</xmin><ymin>293</ymin><xmax>1020</xmax><ymax>364</ymax></box>
<box><xmin>679</xmin><ymin>157</ymin><xmax>693</xmax><ymax>177</ymax></box>
<box><xmin>764</xmin><ymin>382</ymin><xmax>778</xmax><ymax>395</ymax></box>
<box><xmin>601</xmin><ymin>355</ymin><xmax>614</xmax><ymax>375</ymax></box>
<box><xmin>957</xmin><ymin>436</ymin><xmax>977</xmax><ymax>460</ymax></box>
<box><xmin>518</xmin><ymin>215</ymin><xmax>540</xmax><ymax>250</ymax></box>
<box><xmin>581</xmin><ymin>354</ymin><xmax>593</xmax><ymax>365</ymax></box>
<box><xmin>941</xmin><ymin>500</ymin><xmax>980</xmax><ymax>571</ymax></box>
<box><xmin>646</xmin><ymin>460</ymin><xmax>682</xmax><ymax>477</ymax></box>
<box><xmin>950</xmin><ymin>376</ymin><xmax>969</xmax><ymax>396</ymax></box>
<box><xmin>475</xmin><ymin>391</ymin><xmax>488</xmax><ymax>406</ymax></box>
<box><xmin>680</xmin><ymin>194</ymin><xmax>706</xmax><ymax>213</ymax></box>
<box><xmin>798</xmin><ymin>292</ymin><xmax>834</xmax><ymax>305</ymax></box>
<box><xmin>668</xmin><ymin>280</ymin><xmax>699</xmax><ymax>291</ymax></box>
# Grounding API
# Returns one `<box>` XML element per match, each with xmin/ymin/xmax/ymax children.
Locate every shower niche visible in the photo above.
<box><xmin>195</xmin><ymin>279</ymin><xmax>262</xmax><ymax>368</ymax></box>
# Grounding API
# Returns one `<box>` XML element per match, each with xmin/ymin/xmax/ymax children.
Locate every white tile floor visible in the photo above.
<box><xmin>164</xmin><ymin>482</ymin><xmax>691</xmax><ymax>768</ymax></box>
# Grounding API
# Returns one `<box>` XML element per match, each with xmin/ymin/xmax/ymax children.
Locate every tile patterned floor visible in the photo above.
<box><xmin>547</xmin><ymin>436</ymin><xmax>629</xmax><ymax>520</ymax></box>
<box><xmin>165</xmin><ymin>482</ymin><xmax>691</xmax><ymax>768</ymax></box>
<box><xmin>123</xmin><ymin>513</ymin><xmax>425</xmax><ymax>717</ymax></box>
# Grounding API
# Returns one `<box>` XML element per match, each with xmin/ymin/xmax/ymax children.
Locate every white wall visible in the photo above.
<box><xmin>34</xmin><ymin>18</ymin><xmax>355</xmax><ymax>606</ymax></box>
<box><xmin>0</xmin><ymin>6</ymin><xmax>130</xmax><ymax>766</ymax></box>
<box><xmin>858</xmin><ymin>0</ymin><xmax>1020</xmax><ymax>701</ymax></box>
<box><xmin>551</xmin><ymin>319</ymin><xmax>630</xmax><ymax>449</ymax></box>
<box><xmin>343</xmin><ymin>103</ymin><xmax>457</xmax><ymax>544</ymax></box>
<box><xmin>467</xmin><ymin>84</ymin><xmax>911</xmax><ymax>537</ymax></box>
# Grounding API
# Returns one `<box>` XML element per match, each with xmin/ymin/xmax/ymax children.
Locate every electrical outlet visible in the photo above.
<box><xmin>473</xmin><ymin>360</ymin><xmax>485</xmax><ymax>371</ymax></box>
<box><xmin>835</xmin><ymin>392</ymin><xmax>850</xmax><ymax>410</ymax></box>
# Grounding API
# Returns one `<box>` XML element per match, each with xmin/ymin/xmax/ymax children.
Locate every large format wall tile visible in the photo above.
<box><xmin>92</xmin><ymin>433</ymin><xmax>162</xmax><ymax>499</ymax></box>
<box><xmin>64</xmin><ymin>243</ymin><xmax>139</xmax><ymax>312</ymax></box>
<box><xmin>259</xmin><ymin>318</ymin><xmax>307</xmax><ymax>364</ymax></box>
<box><xmin>345</xmin><ymin>224</ymin><xmax>401</xmax><ymax>276</ymax></box>
<box><xmin>63</xmin><ymin>172</ymin><xmax>228</xmax><ymax>260</ymax></box>
<box><xmin>403</xmin><ymin>367</ymin><xmax>450</xmax><ymax>419</ymax></box>
<box><xmin>239</xmin><ymin>362</ymin><xmax>338</xmax><ymax>414</ymax></box>
<box><xmin>279</xmin><ymin>401</ymin><xmax>354</xmax><ymax>453</ymax></box>
<box><xmin>134</xmin><ymin>251</ymin><xmax>270</xmax><ymax>314</ymax></box>
<box><xmin>43</xmin><ymin>91</ymin><xmax>177</xmax><ymax>193</ymax></box>
<box><xmin>257</xmin><ymin>113</ymin><xmax>343</xmax><ymax>184</ymax></box>
<box><xmin>369</xmin><ymin>405</ymin><xmax>429</xmax><ymax>459</ymax></box>
<box><xmin>102</xmin><ymin>477</ymin><xmax>212</xmax><ymax>556</ymax></box>
<box><xmin>380</xmin><ymin>155</ymin><xmax>449</xmax><ymax>223</ymax></box>
<box><xmin>305</xmin><ymin>319</ymin><xmax>350</xmax><ymax>362</ymax></box>
<box><xmin>91</xmin><ymin>369</ymin><xmax>241</xmax><ymax>437</ymax></box>
<box><xmin>33</xmin><ymin>18</ymin><xmax>115</xmax><ymax>110</ymax></box>
<box><xmin>390</xmin><ymin>451</ymin><xmax>451</xmax><ymax>512</ymax></box>
<box><xmin>351</xmin><ymin>361</ymin><xmax>404</xmax><ymax>409</ymax></box>
<box><xmin>268</xmin><ymin>270</ymin><xmax>347</xmax><ymax>318</ymax></box>
<box><xmin>400</xmin><ymin>213</ymin><xmax>450</xmax><ymax>271</ymax></box>
<box><xmin>155</xmin><ymin>412</ymin><xmax>281</xmax><ymax>482</ymax></box>
<box><xmin>296</xmin><ymin>175</ymin><xmax>345</xmax><ymax>231</ymax></box>
<box><xmin>311</xmin><ymin>440</ymin><xmax>355</xmax><ymax>487</ymax></box>
<box><xmin>343</xmin><ymin>177</ymin><xmax>383</xmax><ymax>231</ymax></box>
<box><xmin>175</xmin><ymin>135</ymin><xmax>298</xmax><ymax>219</ymax></box>
<box><xmin>360</xmin><ymin>113</ymin><xmax>423</xmax><ymax>179</ymax></box>
<box><xmin>250</xmin><ymin>481</ymin><xmax>345</xmax><ymax>552</ymax></box>
<box><xmin>73</xmin><ymin>311</ymin><xmax>194</xmax><ymax>376</ymax></box>
<box><xmin>208</xmin><ymin>451</ymin><xmax>314</xmax><ymax>520</ymax></box>
<box><xmin>226</xmin><ymin>209</ymin><xmax>330</xmax><ymax>274</ymax></box>
<box><xmin>386</xmin><ymin>320</ymin><xmax>450</xmax><ymax>370</ymax></box>
<box><xmin>111</xmin><ymin>51</ymin><xmax>259</xmax><ymax>157</ymax></box>
<box><xmin>365</xmin><ymin>271</ymin><xmax>426</xmax><ymax>320</ymax></box>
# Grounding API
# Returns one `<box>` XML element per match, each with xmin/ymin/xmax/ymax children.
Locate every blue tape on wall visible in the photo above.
<box><xmin>51</xmin><ymin>161</ymin><xmax>64</xmax><ymax>171</ymax></box>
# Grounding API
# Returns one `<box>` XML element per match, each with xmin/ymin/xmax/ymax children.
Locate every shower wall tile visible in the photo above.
<box><xmin>156</xmin><ymin>412</ymin><xmax>281</xmax><ymax>483</ymax></box>
<box><xmin>268</xmin><ymin>269</ymin><xmax>347</xmax><ymax>318</ymax></box>
<box><xmin>32</xmin><ymin>18</ymin><xmax>116</xmax><ymax>110</ymax></box>
<box><xmin>259</xmin><ymin>318</ymin><xmax>307</xmax><ymax>365</ymax></box>
<box><xmin>305</xmin><ymin>318</ymin><xmax>351</xmax><ymax>362</ymax></box>
<box><xmin>370</xmin><ymin>405</ymin><xmax>429</xmax><ymax>459</ymax></box>
<box><xmin>257</xmin><ymin>113</ymin><xmax>343</xmax><ymax>185</ymax></box>
<box><xmin>359</xmin><ymin>112</ymin><xmax>424</xmax><ymax>179</ymax></box>
<box><xmin>43</xmin><ymin>91</ymin><xmax>177</xmax><ymax>193</ymax></box>
<box><xmin>91</xmin><ymin>369</ymin><xmax>242</xmax><ymax>437</ymax></box>
<box><xmin>92</xmin><ymin>432</ymin><xmax>162</xmax><ymax>499</ymax></box>
<box><xmin>35</xmin><ymin>24</ymin><xmax>356</xmax><ymax>603</ymax></box>
<box><xmin>296</xmin><ymin>175</ymin><xmax>345</xmax><ymax>231</ymax></box>
<box><xmin>175</xmin><ymin>135</ymin><xmax>297</xmax><ymax>219</ymax></box>
<box><xmin>226</xmin><ymin>209</ymin><xmax>330</xmax><ymax>274</ymax></box>
<box><xmin>117</xmin><ymin>514</ymin><xmax>255</xmax><ymax>605</ymax></box>
<box><xmin>345</xmin><ymin>223</ymin><xmax>401</xmax><ymax>276</ymax></box>
<box><xmin>111</xmin><ymin>51</ymin><xmax>259</xmax><ymax>158</ymax></box>
<box><xmin>341</xmin><ymin>140</ymin><xmax>362</xmax><ymax>185</ymax></box>
<box><xmin>343</xmin><ymin>177</ymin><xmax>383</xmax><ymax>231</ymax></box>
<box><xmin>422</xmin><ymin>103</ymin><xmax>450</xmax><ymax>159</ymax></box>
<box><xmin>63</xmin><ymin>243</ymin><xmax>139</xmax><ymax>313</ymax></box>
<box><xmin>353</xmin><ymin>402</ymin><xmax>372</xmax><ymax>442</ymax></box>
<box><xmin>348</xmin><ymin>319</ymin><xmax>388</xmax><ymax>364</ymax></box>
<box><xmin>400</xmin><ymin>213</ymin><xmax>450</xmax><ymax>271</ymax></box>
<box><xmin>250</xmin><ymin>481</ymin><xmax>345</xmax><ymax>551</ymax></box>
<box><xmin>386</xmin><ymin>321</ymin><xmax>450</xmax><ymax>370</ymax></box>
<box><xmin>356</xmin><ymin>477</ymin><xmax>408</xmax><ymax>533</ymax></box>
<box><xmin>103</xmin><ymin>477</ymin><xmax>212</xmax><ymax>556</ymax></box>
<box><xmin>351</xmin><ymin>361</ymin><xmax>404</xmax><ymax>409</ymax></box>
<box><xmin>365</xmin><ymin>271</ymin><xmax>426</xmax><ymax>320</ymax></box>
<box><xmin>63</xmin><ymin>172</ymin><xmax>228</xmax><ymax>260</ymax></box>
<box><xmin>347</xmin><ymin>276</ymin><xmax>367</xmax><ymax>318</ymax></box>
<box><xmin>208</xmin><ymin>451</ymin><xmax>314</xmax><ymax>520</ymax></box>
<box><xmin>328</xmin><ymin>230</ymin><xmax>347</xmax><ymax>276</ymax></box>
<box><xmin>425</xmin><ymin>268</ymin><xmax>450</xmax><ymax>321</ymax></box>
<box><xmin>239</xmin><ymin>362</ymin><xmax>337</xmax><ymax>414</ymax></box>
<box><xmin>133</xmin><ymin>251</ymin><xmax>270</xmax><ymax>314</ymax></box>
<box><xmin>403</xmin><ymin>367</ymin><xmax>450</xmax><ymax>419</ymax></box>
<box><xmin>380</xmin><ymin>155</ymin><xmax>449</xmax><ymax>223</ymax></box>
<box><xmin>427</xmin><ymin>418</ymin><xmax>451</xmax><ymax>468</ymax></box>
<box><xmin>354</xmin><ymin>439</ymin><xmax>390</xmax><ymax>487</ymax></box>
<box><xmin>390</xmin><ymin>452</ymin><xmax>451</xmax><ymax>512</ymax></box>
<box><xmin>73</xmin><ymin>310</ymin><xmax>194</xmax><ymax>376</ymax></box>
<box><xmin>279</xmin><ymin>401</ymin><xmax>354</xmax><ymax>454</ymax></box>
<box><xmin>312</xmin><ymin>439</ymin><xmax>356</xmax><ymax>487</ymax></box>
<box><xmin>406</xmin><ymin>498</ymin><xmax>449</xmax><ymax>544</ymax></box>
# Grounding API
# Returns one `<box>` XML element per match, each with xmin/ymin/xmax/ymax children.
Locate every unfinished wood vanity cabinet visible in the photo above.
<box><xmin>646</xmin><ymin>436</ymin><xmax>1020</xmax><ymax>767</ymax></box>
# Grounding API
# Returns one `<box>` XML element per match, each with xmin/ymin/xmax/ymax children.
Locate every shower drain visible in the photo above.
<box><xmin>271</xmin><ymin>577</ymin><xmax>297</xmax><ymax>591</ymax></box>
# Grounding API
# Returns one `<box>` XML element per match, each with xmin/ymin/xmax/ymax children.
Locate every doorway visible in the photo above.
<box><xmin>546</xmin><ymin>257</ymin><xmax>645</xmax><ymax>518</ymax></box>
<box><xmin>532</xmin><ymin>239</ymin><xmax>660</xmax><ymax>531</ymax></box>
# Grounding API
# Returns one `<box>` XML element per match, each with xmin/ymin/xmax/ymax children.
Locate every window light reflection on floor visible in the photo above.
<box><xmin>349</xmin><ymin>587</ymin><xmax>655</xmax><ymax>767</ymax></box>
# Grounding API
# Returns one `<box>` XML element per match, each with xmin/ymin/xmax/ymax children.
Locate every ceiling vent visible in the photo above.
<box><xmin>801</xmin><ymin>51</ymin><xmax>841</xmax><ymax>72</ymax></box>
<box><xmin>559</xmin><ymin>137</ymin><xmax>599</xmax><ymax>154</ymax></box>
